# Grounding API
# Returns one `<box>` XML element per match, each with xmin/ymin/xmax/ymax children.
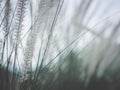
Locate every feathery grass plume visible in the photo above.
<box><xmin>21</xmin><ymin>0</ymin><xmax>61</xmax><ymax>86</ymax></box>
<box><xmin>0</xmin><ymin>0</ymin><xmax>12</xmax><ymax>70</ymax></box>
<box><xmin>34</xmin><ymin>0</ymin><xmax>64</xmax><ymax>80</ymax></box>
<box><xmin>9</xmin><ymin>0</ymin><xmax>27</xmax><ymax>74</ymax></box>
<box><xmin>13</xmin><ymin>0</ymin><xmax>28</xmax><ymax>44</ymax></box>
<box><xmin>9</xmin><ymin>0</ymin><xmax>29</xmax><ymax>89</ymax></box>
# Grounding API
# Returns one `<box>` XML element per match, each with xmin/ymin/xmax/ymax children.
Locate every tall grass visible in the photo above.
<box><xmin>0</xmin><ymin>0</ymin><xmax>120</xmax><ymax>90</ymax></box>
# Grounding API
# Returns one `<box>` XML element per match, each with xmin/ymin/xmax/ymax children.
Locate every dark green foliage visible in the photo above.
<box><xmin>0</xmin><ymin>0</ymin><xmax>120</xmax><ymax>90</ymax></box>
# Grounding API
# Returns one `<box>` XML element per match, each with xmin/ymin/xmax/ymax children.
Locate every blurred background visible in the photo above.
<box><xmin>0</xmin><ymin>0</ymin><xmax>120</xmax><ymax>90</ymax></box>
